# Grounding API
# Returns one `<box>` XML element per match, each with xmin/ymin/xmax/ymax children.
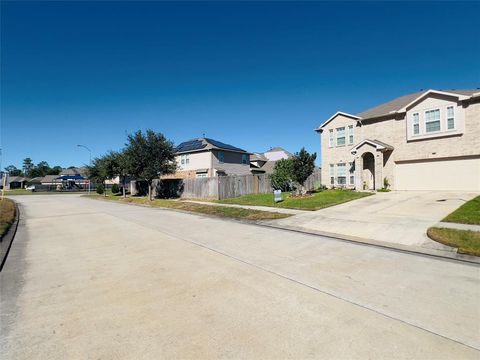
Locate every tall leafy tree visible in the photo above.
<box><xmin>292</xmin><ymin>148</ymin><xmax>317</xmax><ymax>194</ymax></box>
<box><xmin>270</xmin><ymin>159</ymin><xmax>294</xmax><ymax>191</ymax></box>
<box><xmin>36</xmin><ymin>161</ymin><xmax>50</xmax><ymax>177</ymax></box>
<box><xmin>22</xmin><ymin>158</ymin><xmax>34</xmax><ymax>177</ymax></box>
<box><xmin>5</xmin><ymin>165</ymin><xmax>23</xmax><ymax>176</ymax></box>
<box><xmin>124</xmin><ymin>130</ymin><xmax>176</xmax><ymax>200</ymax></box>
<box><xmin>47</xmin><ymin>166</ymin><xmax>63</xmax><ymax>175</ymax></box>
<box><xmin>102</xmin><ymin>150</ymin><xmax>129</xmax><ymax>198</ymax></box>
<box><xmin>87</xmin><ymin>156</ymin><xmax>109</xmax><ymax>196</ymax></box>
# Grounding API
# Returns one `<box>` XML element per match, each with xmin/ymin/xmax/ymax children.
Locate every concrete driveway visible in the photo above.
<box><xmin>270</xmin><ymin>191</ymin><xmax>478</xmax><ymax>250</ymax></box>
<box><xmin>1</xmin><ymin>195</ymin><xmax>479</xmax><ymax>359</ymax></box>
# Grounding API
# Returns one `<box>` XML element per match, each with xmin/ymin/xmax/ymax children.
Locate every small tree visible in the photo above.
<box><xmin>270</xmin><ymin>159</ymin><xmax>294</xmax><ymax>191</ymax></box>
<box><xmin>96</xmin><ymin>184</ymin><xmax>105</xmax><ymax>195</ymax></box>
<box><xmin>292</xmin><ymin>148</ymin><xmax>317</xmax><ymax>194</ymax></box>
<box><xmin>124</xmin><ymin>130</ymin><xmax>176</xmax><ymax>200</ymax></box>
<box><xmin>111</xmin><ymin>183</ymin><xmax>120</xmax><ymax>194</ymax></box>
<box><xmin>87</xmin><ymin>156</ymin><xmax>109</xmax><ymax>197</ymax></box>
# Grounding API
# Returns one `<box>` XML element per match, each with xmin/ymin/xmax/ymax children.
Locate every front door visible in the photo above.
<box><xmin>362</xmin><ymin>152</ymin><xmax>375</xmax><ymax>190</ymax></box>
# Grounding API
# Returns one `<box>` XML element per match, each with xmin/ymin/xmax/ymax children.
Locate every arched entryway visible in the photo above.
<box><xmin>362</xmin><ymin>152</ymin><xmax>375</xmax><ymax>190</ymax></box>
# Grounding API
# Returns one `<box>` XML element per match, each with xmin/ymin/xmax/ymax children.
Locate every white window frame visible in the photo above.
<box><xmin>336</xmin><ymin>162</ymin><xmax>346</xmax><ymax>185</ymax></box>
<box><xmin>180</xmin><ymin>154</ymin><xmax>189</xmax><ymax>166</ymax></box>
<box><xmin>412</xmin><ymin>112</ymin><xmax>420</xmax><ymax>135</ymax></box>
<box><xmin>425</xmin><ymin>108</ymin><xmax>441</xmax><ymax>133</ymax></box>
<box><xmin>328</xmin><ymin>129</ymin><xmax>334</xmax><ymax>147</ymax></box>
<box><xmin>218</xmin><ymin>151</ymin><xmax>225</xmax><ymax>163</ymax></box>
<box><xmin>336</xmin><ymin>127</ymin><xmax>346</xmax><ymax>146</ymax></box>
<box><xmin>348</xmin><ymin>162</ymin><xmax>355</xmax><ymax>186</ymax></box>
<box><xmin>348</xmin><ymin>125</ymin><xmax>354</xmax><ymax>145</ymax></box>
<box><xmin>447</xmin><ymin>106</ymin><xmax>455</xmax><ymax>130</ymax></box>
<box><xmin>329</xmin><ymin>164</ymin><xmax>335</xmax><ymax>185</ymax></box>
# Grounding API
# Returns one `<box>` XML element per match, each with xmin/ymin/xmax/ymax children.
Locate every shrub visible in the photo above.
<box><xmin>111</xmin><ymin>183</ymin><xmax>120</xmax><ymax>194</ymax></box>
<box><xmin>96</xmin><ymin>184</ymin><xmax>105</xmax><ymax>195</ymax></box>
<box><xmin>270</xmin><ymin>159</ymin><xmax>295</xmax><ymax>192</ymax></box>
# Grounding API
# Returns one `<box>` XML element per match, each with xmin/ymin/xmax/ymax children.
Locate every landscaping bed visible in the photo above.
<box><xmin>215</xmin><ymin>190</ymin><xmax>373</xmax><ymax>211</ymax></box>
<box><xmin>84</xmin><ymin>195</ymin><xmax>291</xmax><ymax>221</ymax></box>
<box><xmin>427</xmin><ymin>227</ymin><xmax>480</xmax><ymax>257</ymax></box>
<box><xmin>442</xmin><ymin>195</ymin><xmax>480</xmax><ymax>225</ymax></box>
<box><xmin>0</xmin><ymin>198</ymin><xmax>16</xmax><ymax>237</ymax></box>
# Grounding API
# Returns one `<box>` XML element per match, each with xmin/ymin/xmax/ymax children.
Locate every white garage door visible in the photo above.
<box><xmin>395</xmin><ymin>157</ymin><xmax>480</xmax><ymax>191</ymax></box>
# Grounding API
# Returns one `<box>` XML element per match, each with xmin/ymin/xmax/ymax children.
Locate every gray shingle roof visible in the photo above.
<box><xmin>175</xmin><ymin>138</ymin><xmax>249</xmax><ymax>154</ymax></box>
<box><xmin>357</xmin><ymin>89</ymin><xmax>478</xmax><ymax>119</ymax></box>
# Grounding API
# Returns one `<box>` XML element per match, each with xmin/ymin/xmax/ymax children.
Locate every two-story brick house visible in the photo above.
<box><xmin>163</xmin><ymin>137</ymin><xmax>252</xmax><ymax>179</ymax></box>
<box><xmin>315</xmin><ymin>89</ymin><xmax>480</xmax><ymax>191</ymax></box>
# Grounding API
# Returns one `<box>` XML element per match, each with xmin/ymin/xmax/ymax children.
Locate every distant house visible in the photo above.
<box><xmin>250</xmin><ymin>147</ymin><xmax>293</xmax><ymax>174</ymax></box>
<box><xmin>6</xmin><ymin>176</ymin><xmax>28</xmax><ymax>190</ymax></box>
<box><xmin>162</xmin><ymin>138</ymin><xmax>252</xmax><ymax>179</ymax></box>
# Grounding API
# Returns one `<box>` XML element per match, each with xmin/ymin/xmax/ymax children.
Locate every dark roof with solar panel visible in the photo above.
<box><xmin>175</xmin><ymin>138</ymin><xmax>249</xmax><ymax>154</ymax></box>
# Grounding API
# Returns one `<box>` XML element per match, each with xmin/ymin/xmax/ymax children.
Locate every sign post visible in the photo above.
<box><xmin>274</xmin><ymin>189</ymin><xmax>282</xmax><ymax>203</ymax></box>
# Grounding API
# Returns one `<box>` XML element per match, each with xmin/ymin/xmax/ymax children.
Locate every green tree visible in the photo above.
<box><xmin>102</xmin><ymin>150</ymin><xmax>129</xmax><ymax>198</ymax></box>
<box><xmin>87</xmin><ymin>156</ymin><xmax>109</xmax><ymax>197</ymax></box>
<box><xmin>292</xmin><ymin>148</ymin><xmax>317</xmax><ymax>194</ymax></box>
<box><xmin>22</xmin><ymin>158</ymin><xmax>34</xmax><ymax>177</ymax></box>
<box><xmin>270</xmin><ymin>159</ymin><xmax>294</xmax><ymax>192</ymax></box>
<box><xmin>124</xmin><ymin>130</ymin><xmax>176</xmax><ymax>200</ymax></box>
<box><xmin>47</xmin><ymin>166</ymin><xmax>63</xmax><ymax>175</ymax></box>
<box><xmin>36</xmin><ymin>161</ymin><xmax>50</xmax><ymax>177</ymax></box>
<box><xmin>5</xmin><ymin>165</ymin><xmax>23</xmax><ymax>176</ymax></box>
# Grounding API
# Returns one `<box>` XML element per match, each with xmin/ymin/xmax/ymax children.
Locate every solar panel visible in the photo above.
<box><xmin>175</xmin><ymin>139</ymin><xmax>207</xmax><ymax>152</ymax></box>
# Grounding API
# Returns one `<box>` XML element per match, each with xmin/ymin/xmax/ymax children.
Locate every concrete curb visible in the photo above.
<box><xmin>257</xmin><ymin>222</ymin><xmax>480</xmax><ymax>266</ymax></box>
<box><xmin>0</xmin><ymin>201</ymin><xmax>20</xmax><ymax>272</ymax></box>
<box><xmin>435</xmin><ymin>222</ymin><xmax>480</xmax><ymax>232</ymax></box>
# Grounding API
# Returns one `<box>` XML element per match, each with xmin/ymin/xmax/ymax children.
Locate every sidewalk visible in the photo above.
<box><xmin>435</xmin><ymin>222</ymin><xmax>480</xmax><ymax>232</ymax></box>
<box><xmin>181</xmin><ymin>200</ymin><xmax>306</xmax><ymax>215</ymax></box>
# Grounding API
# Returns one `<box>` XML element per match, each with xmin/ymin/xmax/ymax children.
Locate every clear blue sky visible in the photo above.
<box><xmin>2</xmin><ymin>1</ymin><xmax>479</xmax><ymax>169</ymax></box>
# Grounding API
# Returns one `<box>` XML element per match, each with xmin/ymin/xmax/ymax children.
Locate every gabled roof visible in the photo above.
<box><xmin>315</xmin><ymin>112</ymin><xmax>360</xmax><ymax>132</ymax></box>
<box><xmin>350</xmin><ymin>139</ymin><xmax>394</xmax><ymax>154</ymax></box>
<box><xmin>357</xmin><ymin>89</ymin><xmax>477</xmax><ymax>120</ymax></box>
<box><xmin>250</xmin><ymin>153</ymin><xmax>268</xmax><ymax>162</ymax></box>
<box><xmin>175</xmin><ymin>138</ymin><xmax>249</xmax><ymax>154</ymax></box>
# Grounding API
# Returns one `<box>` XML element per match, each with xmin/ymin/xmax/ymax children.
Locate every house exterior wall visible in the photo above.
<box><xmin>320</xmin><ymin>95</ymin><xmax>480</xmax><ymax>190</ymax></box>
<box><xmin>211</xmin><ymin>150</ymin><xmax>251</xmax><ymax>176</ymax></box>
<box><xmin>320</xmin><ymin>114</ymin><xmax>359</xmax><ymax>188</ymax></box>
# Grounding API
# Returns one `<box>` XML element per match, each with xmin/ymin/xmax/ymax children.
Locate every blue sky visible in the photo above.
<box><xmin>2</xmin><ymin>1</ymin><xmax>479</xmax><ymax>169</ymax></box>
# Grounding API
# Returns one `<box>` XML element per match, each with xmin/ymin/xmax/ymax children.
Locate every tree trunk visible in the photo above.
<box><xmin>148</xmin><ymin>182</ymin><xmax>152</xmax><ymax>201</ymax></box>
<box><xmin>122</xmin><ymin>176</ymin><xmax>126</xmax><ymax>198</ymax></box>
<box><xmin>104</xmin><ymin>181</ymin><xmax>107</xmax><ymax>197</ymax></box>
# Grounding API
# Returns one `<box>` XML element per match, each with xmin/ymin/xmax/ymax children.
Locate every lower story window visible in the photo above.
<box><xmin>336</xmin><ymin>163</ymin><xmax>346</xmax><ymax>185</ymax></box>
<box><xmin>349</xmin><ymin>162</ymin><xmax>355</xmax><ymax>186</ymax></box>
<box><xmin>330</xmin><ymin>177</ymin><xmax>334</xmax><ymax>185</ymax></box>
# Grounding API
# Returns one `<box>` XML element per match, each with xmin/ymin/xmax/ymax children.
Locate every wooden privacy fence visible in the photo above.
<box><xmin>177</xmin><ymin>171</ymin><xmax>321</xmax><ymax>200</ymax></box>
<box><xmin>133</xmin><ymin>171</ymin><xmax>321</xmax><ymax>200</ymax></box>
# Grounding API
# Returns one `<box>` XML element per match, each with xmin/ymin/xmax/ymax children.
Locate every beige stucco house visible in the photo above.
<box><xmin>162</xmin><ymin>138</ymin><xmax>252</xmax><ymax>179</ymax></box>
<box><xmin>316</xmin><ymin>89</ymin><xmax>480</xmax><ymax>191</ymax></box>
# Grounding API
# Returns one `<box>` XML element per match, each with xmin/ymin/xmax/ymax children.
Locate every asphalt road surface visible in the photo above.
<box><xmin>1</xmin><ymin>195</ymin><xmax>479</xmax><ymax>359</ymax></box>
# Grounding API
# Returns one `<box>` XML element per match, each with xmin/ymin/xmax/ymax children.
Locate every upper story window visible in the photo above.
<box><xmin>447</xmin><ymin>106</ymin><xmax>455</xmax><ymax>130</ymax></box>
<box><xmin>180</xmin><ymin>154</ymin><xmax>189</xmax><ymax>165</ymax></box>
<box><xmin>348</xmin><ymin>125</ymin><xmax>354</xmax><ymax>145</ymax></box>
<box><xmin>328</xmin><ymin>129</ymin><xmax>334</xmax><ymax>147</ymax></box>
<box><xmin>218</xmin><ymin>151</ymin><xmax>225</xmax><ymax>163</ymax></box>
<box><xmin>413</xmin><ymin>113</ymin><xmax>420</xmax><ymax>135</ymax></box>
<box><xmin>241</xmin><ymin>154</ymin><xmax>248</xmax><ymax>164</ymax></box>
<box><xmin>425</xmin><ymin>109</ymin><xmax>441</xmax><ymax>133</ymax></box>
<box><xmin>336</xmin><ymin>127</ymin><xmax>345</xmax><ymax>146</ymax></box>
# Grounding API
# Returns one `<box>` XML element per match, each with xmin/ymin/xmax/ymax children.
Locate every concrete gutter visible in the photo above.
<box><xmin>182</xmin><ymin>200</ymin><xmax>306</xmax><ymax>215</ymax></box>
<box><xmin>257</xmin><ymin>222</ymin><xmax>480</xmax><ymax>266</ymax></box>
<box><xmin>0</xmin><ymin>201</ymin><xmax>20</xmax><ymax>272</ymax></box>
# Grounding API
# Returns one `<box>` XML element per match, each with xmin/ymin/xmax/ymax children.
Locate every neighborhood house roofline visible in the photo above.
<box><xmin>175</xmin><ymin>138</ymin><xmax>252</xmax><ymax>155</ymax></box>
<box><xmin>350</xmin><ymin>139</ymin><xmax>394</xmax><ymax>154</ymax></box>
<box><xmin>316</xmin><ymin>89</ymin><xmax>477</xmax><ymax>131</ymax></box>
<box><xmin>395</xmin><ymin>89</ymin><xmax>471</xmax><ymax>113</ymax></box>
<box><xmin>315</xmin><ymin>112</ymin><xmax>361</xmax><ymax>132</ymax></box>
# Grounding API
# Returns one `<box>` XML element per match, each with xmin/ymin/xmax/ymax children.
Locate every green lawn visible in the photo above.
<box><xmin>442</xmin><ymin>196</ymin><xmax>480</xmax><ymax>225</ymax></box>
<box><xmin>427</xmin><ymin>227</ymin><xmax>480</xmax><ymax>257</ymax></box>
<box><xmin>0</xmin><ymin>198</ymin><xmax>16</xmax><ymax>236</ymax></box>
<box><xmin>215</xmin><ymin>190</ymin><xmax>373</xmax><ymax>211</ymax></box>
<box><xmin>84</xmin><ymin>194</ymin><xmax>291</xmax><ymax>221</ymax></box>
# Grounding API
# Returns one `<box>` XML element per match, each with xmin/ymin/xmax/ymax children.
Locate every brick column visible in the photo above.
<box><xmin>374</xmin><ymin>152</ymin><xmax>383</xmax><ymax>190</ymax></box>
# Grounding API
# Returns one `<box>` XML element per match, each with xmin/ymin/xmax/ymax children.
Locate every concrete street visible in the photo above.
<box><xmin>1</xmin><ymin>195</ymin><xmax>479</xmax><ymax>359</ymax></box>
<box><xmin>271</xmin><ymin>191</ymin><xmax>479</xmax><ymax>249</ymax></box>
